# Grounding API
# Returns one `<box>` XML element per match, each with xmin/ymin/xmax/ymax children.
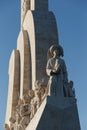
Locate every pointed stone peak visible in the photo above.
<box><xmin>31</xmin><ymin>0</ymin><xmax>48</xmax><ymax>11</ymax></box>
<box><xmin>21</xmin><ymin>0</ymin><xmax>48</xmax><ymax>11</ymax></box>
<box><xmin>21</xmin><ymin>0</ymin><xmax>48</xmax><ymax>26</ymax></box>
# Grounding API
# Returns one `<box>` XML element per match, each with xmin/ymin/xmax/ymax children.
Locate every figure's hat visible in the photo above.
<box><xmin>50</xmin><ymin>45</ymin><xmax>64</xmax><ymax>57</ymax></box>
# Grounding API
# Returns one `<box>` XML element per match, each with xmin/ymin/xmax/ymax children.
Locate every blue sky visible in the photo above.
<box><xmin>0</xmin><ymin>0</ymin><xmax>87</xmax><ymax>130</ymax></box>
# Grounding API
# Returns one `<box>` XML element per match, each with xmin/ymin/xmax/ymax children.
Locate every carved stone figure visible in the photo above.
<box><xmin>18</xmin><ymin>95</ymin><xmax>31</xmax><ymax>130</ymax></box>
<box><xmin>9</xmin><ymin>117</ymin><xmax>16</xmax><ymax>130</ymax></box>
<box><xmin>16</xmin><ymin>99</ymin><xmax>24</xmax><ymax>123</ymax></box>
<box><xmin>23</xmin><ymin>93</ymin><xmax>31</xmax><ymax>104</ymax></box>
<box><xmin>15</xmin><ymin>82</ymin><xmax>48</xmax><ymax>129</ymax></box>
<box><xmin>28</xmin><ymin>90</ymin><xmax>35</xmax><ymax>119</ymax></box>
<box><xmin>34</xmin><ymin>80</ymin><xmax>47</xmax><ymax>104</ymax></box>
<box><xmin>63</xmin><ymin>80</ymin><xmax>75</xmax><ymax>98</ymax></box>
<box><xmin>20</xmin><ymin>104</ymin><xmax>31</xmax><ymax>117</ymax></box>
<box><xmin>39</xmin><ymin>79</ymin><xmax>47</xmax><ymax>102</ymax></box>
<box><xmin>34</xmin><ymin>81</ymin><xmax>41</xmax><ymax>109</ymax></box>
<box><xmin>13</xmin><ymin>96</ymin><xmax>31</xmax><ymax>130</ymax></box>
<box><xmin>14</xmin><ymin>113</ymin><xmax>19</xmax><ymax>130</ymax></box>
<box><xmin>46</xmin><ymin>45</ymin><xmax>68</xmax><ymax>97</ymax></box>
<box><xmin>68</xmin><ymin>81</ymin><xmax>75</xmax><ymax>97</ymax></box>
<box><xmin>18</xmin><ymin>115</ymin><xmax>30</xmax><ymax>130</ymax></box>
<box><xmin>18</xmin><ymin>105</ymin><xmax>31</xmax><ymax>130</ymax></box>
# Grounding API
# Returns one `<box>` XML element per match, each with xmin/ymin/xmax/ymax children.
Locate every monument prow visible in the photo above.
<box><xmin>4</xmin><ymin>0</ymin><xmax>81</xmax><ymax>130</ymax></box>
<box><xmin>21</xmin><ymin>0</ymin><xmax>48</xmax><ymax>26</ymax></box>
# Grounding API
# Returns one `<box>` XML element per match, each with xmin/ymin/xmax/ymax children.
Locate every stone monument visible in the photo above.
<box><xmin>5</xmin><ymin>0</ymin><xmax>81</xmax><ymax>130</ymax></box>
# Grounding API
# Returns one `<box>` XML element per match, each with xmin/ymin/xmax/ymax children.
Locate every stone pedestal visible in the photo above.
<box><xmin>26</xmin><ymin>96</ymin><xmax>81</xmax><ymax>130</ymax></box>
<box><xmin>37</xmin><ymin>97</ymin><xmax>80</xmax><ymax>130</ymax></box>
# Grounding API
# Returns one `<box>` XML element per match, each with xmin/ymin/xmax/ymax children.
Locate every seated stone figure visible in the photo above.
<box><xmin>46</xmin><ymin>45</ymin><xmax>68</xmax><ymax>97</ymax></box>
<box><xmin>17</xmin><ymin>94</ymin><xmax>31</xmax><ymax>130</ymax></box>
<box><xmin>38</xmin><ymin>79</ymin><xmax>47</xmax><ymax>102</ymax></box>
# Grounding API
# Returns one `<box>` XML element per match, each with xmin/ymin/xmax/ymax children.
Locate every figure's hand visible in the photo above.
<box><xmin>50</xmin><ymin>71</ymin><xmax>58</xmax><ymax>75</ymax></box>
<box><xmin>54</xmin><ymin>64</ymin><xmax>60</xmax><ymax>73</ymax></box>
<box><xmin>56</xmin><ymin>66</ymin><xmax>61</xmax><ymax>73</ymax></box>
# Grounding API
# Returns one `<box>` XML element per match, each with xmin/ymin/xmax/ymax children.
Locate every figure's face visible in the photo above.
<box><xmin>53</xmin><ymin>49</ymin><xmax>59</xmax><ymax>57</ymax></box>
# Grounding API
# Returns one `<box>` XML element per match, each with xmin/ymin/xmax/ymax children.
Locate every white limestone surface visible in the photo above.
<box><xmin>17</xmin><ymin>30</ymin><xmax>31</xmax><ymax>99</ymax></box>
<box><xmin>5</xmin><ymin>50</ymin><xmax>20</xmax><ymax>125</ymax></box>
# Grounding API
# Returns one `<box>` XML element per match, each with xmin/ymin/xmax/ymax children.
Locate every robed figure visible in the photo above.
<box><xmin>46</xmin><ymin>45</ymin><xmax>68</xmax><ymax>97</ymax></box>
